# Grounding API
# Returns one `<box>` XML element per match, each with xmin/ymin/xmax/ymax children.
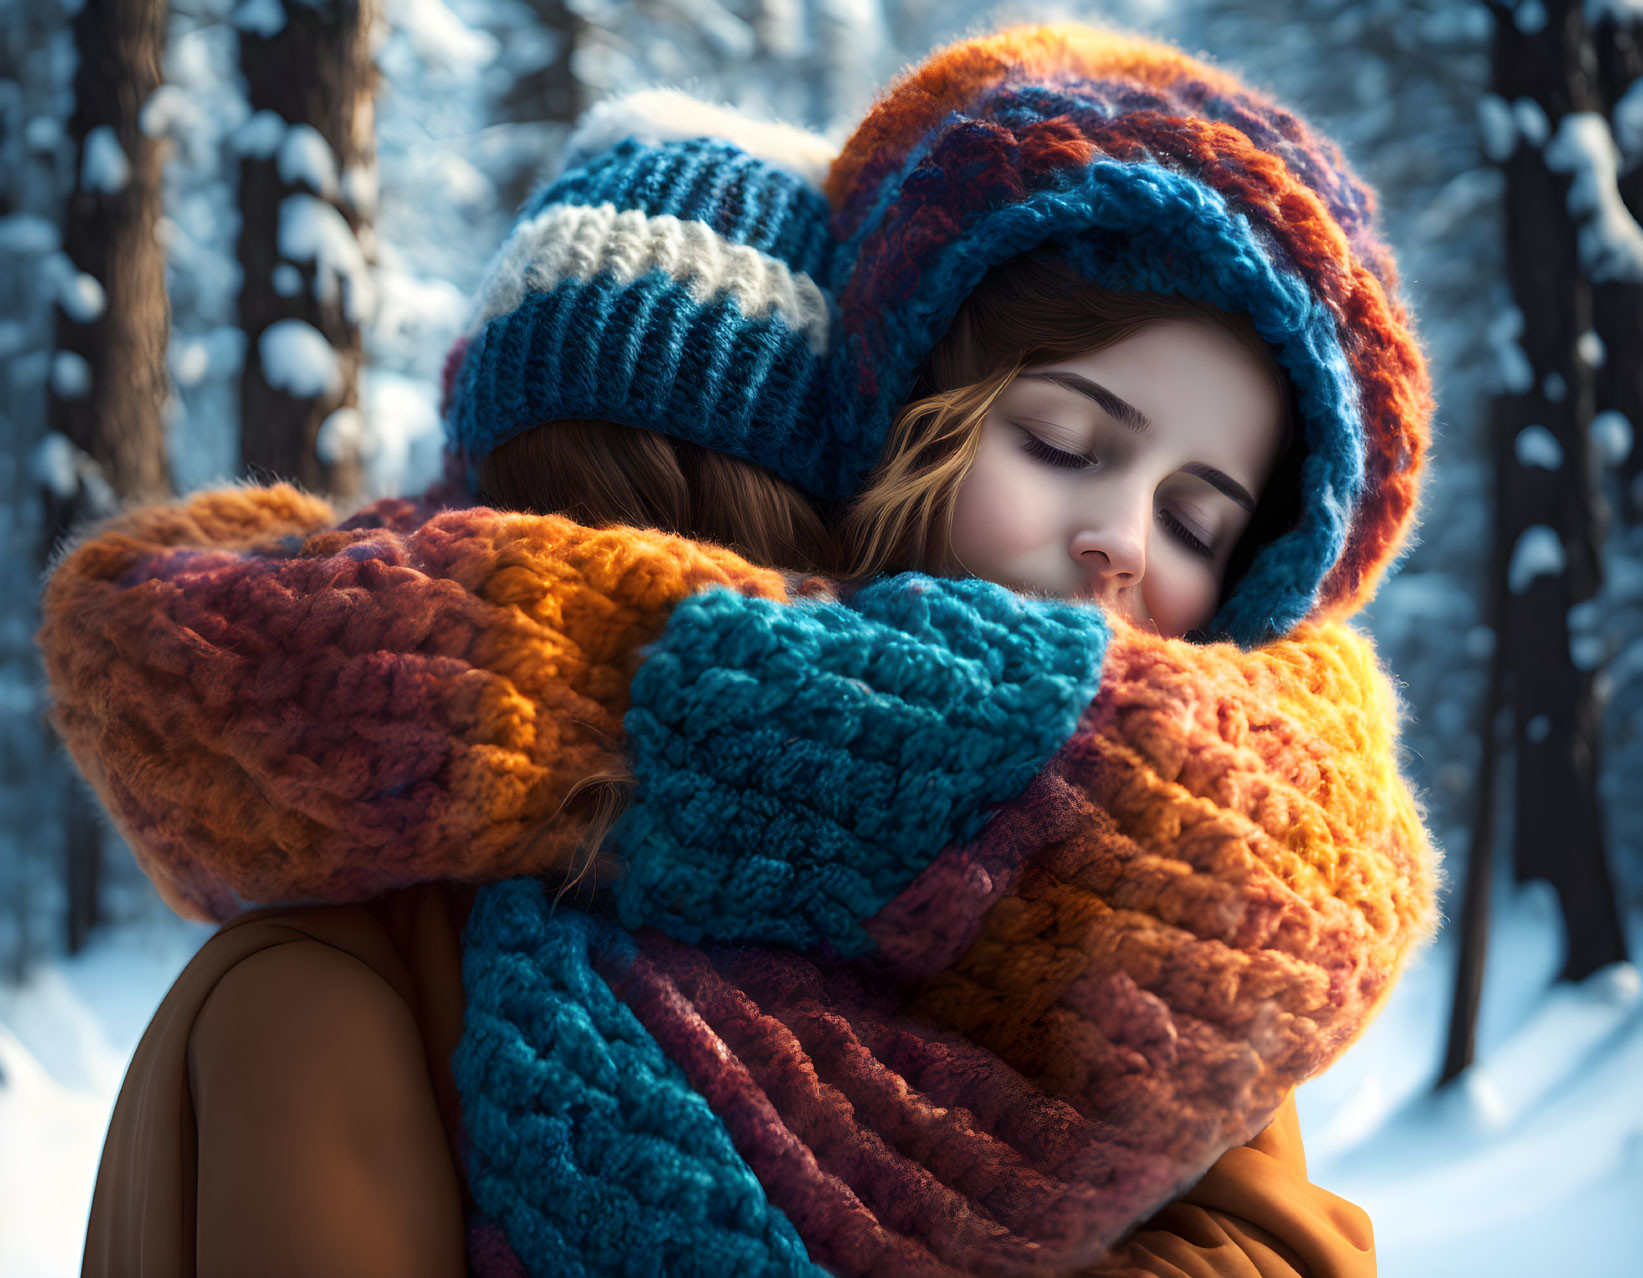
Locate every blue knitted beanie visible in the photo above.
<box><xmin>443</xmin><ymin>91</ymin><xmax>851</xmax><ymax>499</ymax></box>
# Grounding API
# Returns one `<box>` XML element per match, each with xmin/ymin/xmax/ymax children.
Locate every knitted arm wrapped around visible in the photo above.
<box><xmin>456</xmin><ymin>616</ymin><xmax>1439</xmax><ymax>1278</ymax></box>
<box><xmin>36</xmin><ymin>483</ymin><xmax>792</xmax><ymax>922</ymax></box>
<box><xmin>35</xmin><ymin>485</ymin><xmax>1102</xmax><ymax>928</ymax></box>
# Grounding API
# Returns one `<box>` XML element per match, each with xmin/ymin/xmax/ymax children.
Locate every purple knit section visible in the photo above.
<box><xmin>864</xmin><ymin>768</ymin><xmax>1093</xmax><ymax>982</ymax></box>
<box><xmin>978</xmin><ymin>80</ymin><xmax>1390</xmax><ymax>287</ymax></box>
<box><xmin>596</xmin><ymin>917</ymin><xmax>1209</xmax><ymax>1277</ymax></box>
<box><xmin>838</xmin><ymin>69</ymin><xmax>1374</xmax><ymax>259</ymax></box>
<box><xmin>604</xmin><ymin>936</ymin><xmax>968</xmax><ymax>1278</ymax></box>
<box><xmin>468</xmin><ymin>1216</ymin><xmax>530</xmax><ymax>1278</ymax></box>
<box><xmin>695</xmin><ymin>949</ymin><xmax>1054</xmax><ymax>1270</ymax></box>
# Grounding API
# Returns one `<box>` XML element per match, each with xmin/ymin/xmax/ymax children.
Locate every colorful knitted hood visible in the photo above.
<box><xmin>823</xmin><ymin>24</ymin><xmax>1434</xmax><ymax>647</ymax></box>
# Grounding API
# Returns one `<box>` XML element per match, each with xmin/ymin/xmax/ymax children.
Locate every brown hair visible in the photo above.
<box><xmin>838</xmin><ymin>253</ymin><xmax>1305</xmax><ymax>618</ymax></box>
<box><xmin>477</xmin><ymin>417</ymin><xmax>840</xmax><ymax>573</ymax></box>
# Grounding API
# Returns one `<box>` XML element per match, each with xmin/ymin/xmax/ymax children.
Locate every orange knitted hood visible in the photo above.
<box><xmin>823</xmin><ymin>24</ymin><xmax>1433</xmax><ymax>645</ymax></box>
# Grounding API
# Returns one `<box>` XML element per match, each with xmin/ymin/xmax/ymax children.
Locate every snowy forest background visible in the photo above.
<box><xmin>2</xmin><ymin>0</ymin><xmax>1642</xmax><ymax>1273</ymax></box>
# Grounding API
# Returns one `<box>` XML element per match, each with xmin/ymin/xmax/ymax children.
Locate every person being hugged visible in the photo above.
<box><xmin>41</xmin><ymin>23</ymin><xmax>1437</xmax><ymax>1278</ymax></box>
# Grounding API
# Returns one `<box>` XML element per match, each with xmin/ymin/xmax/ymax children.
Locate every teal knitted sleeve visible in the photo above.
<box><xmin>610</xmin><ymin>573</ymin><xmax>1109</xmax><ymax>955</ymax></box>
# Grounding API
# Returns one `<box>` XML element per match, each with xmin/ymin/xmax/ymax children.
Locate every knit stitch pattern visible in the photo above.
<box><xmin>534</xmin><ymin>137</ymin><xmax>835</xmax><ymax>280</ymax></box>
<box><xmin>445</xmin><ymin>125</ymin><xmax>850</xmax><ymax>498</ymax></box>
<box><xmin>37</xmin><ymin>484</ymin><xmax>792</xmax><ymax>922</ymax></box>
<box><xmin>611</xmin><ymin>574</ymin><xmax>1110</xmax><ymax>954</ymax></box>
<box><xmin>824</xmin><ymin>25</ymin><xmax>1432</xmax><ymax>642</ymax></box>
<box><xmin>455</xmin><ymin>883</ymin><xmax>826</xmax><ymax>1278</ymax></box>
<box><xmin>459</xmin><ymin>617</ymin><xmax>1437</xmax><ymax>1277</ymax></box>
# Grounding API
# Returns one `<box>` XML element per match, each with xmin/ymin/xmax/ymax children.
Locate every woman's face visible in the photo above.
<box><xmin>948</xmin><ymin>321</ymin><xmax>1285</xmax><ymax>637</ymax></box>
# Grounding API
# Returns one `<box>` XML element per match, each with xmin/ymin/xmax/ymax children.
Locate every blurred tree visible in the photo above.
<box><xmin>1446</xmin><ymin>0</ymin><xmax>1634</xmax><ymax>1080</ymax></box>
<box><xmin>236</xmin><ymin>0</ymin><xmax>378</xmax><ymax>502</ymax></box>
<box><xmin>52</xmin><ymin>0</ymin><xmax>172</xmax><ymax>507</ymax></box>
<box><xmin>1589</xmin><ymin>7</ymin><xmax>1643</xmax><ymax>521</ymax></box>
<box><xmin>495</xmin><ymin>0</ymin><xmax>587</xmax><ymax>211</ymax></box>
<box><xmin>49</xmin><ymin>0</ymin><xmax>172</xmax><ymax>955</ymax></box>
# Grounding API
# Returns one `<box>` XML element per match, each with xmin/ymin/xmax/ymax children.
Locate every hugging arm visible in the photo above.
<box><xmin>610</xmin><ymin>572</ymin><xmax>1111</xmax><ymax>953</ymax></box>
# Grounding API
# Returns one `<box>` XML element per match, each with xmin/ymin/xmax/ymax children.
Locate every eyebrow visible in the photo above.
<box><xmin>1022</xmin><ymin>371</ymin><xmax>1150</xmax><ymax>433</ymax></box>
<box><xmin>1018</xmin><ymin>370</ymin><xmax>1258</xmax><ymax>512</ymax></box>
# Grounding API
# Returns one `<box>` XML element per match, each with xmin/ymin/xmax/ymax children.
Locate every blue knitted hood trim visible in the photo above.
<box><xmin>833</xmin><ymin>152</ymin><xmax>1367</xmax><ymax>645</ymax></box>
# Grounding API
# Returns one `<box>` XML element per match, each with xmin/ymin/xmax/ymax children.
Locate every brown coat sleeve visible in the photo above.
<box><xmin>1090</xmin><ymin>1093</ymin><xmax>1376</xmax><ymax>1278</ymax></box>
<box><xmin>188</xmin><ymin>938</ymin><xmax>466</xmax><ymax>1278</ymax></box>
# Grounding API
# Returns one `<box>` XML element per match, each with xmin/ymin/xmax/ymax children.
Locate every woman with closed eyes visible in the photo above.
<box><xmin>838</xmin><ymin>252</ymin><xmax>1304</xmax><ymax>643</ymax></box>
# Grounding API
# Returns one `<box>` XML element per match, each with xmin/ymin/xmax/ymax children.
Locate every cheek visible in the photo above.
<box><xmin>1142</xmin><ymin>546</ymin><xmax>1222</xmax><ymax>638</ymax></box>
<box><xmin>950</xmin><ymin>448</ymin><xmax>1060</xmax><ymax>565</ymax></box>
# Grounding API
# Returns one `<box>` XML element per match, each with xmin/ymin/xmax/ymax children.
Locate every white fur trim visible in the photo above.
<box><xmin>557</xmin><ymin>88</ymin><xmax>835</xmax><ymax>189</ymax></box>
<box><xmin>468</xmin><ymin>202</ymin><xmax>831</xmax><ymax>355</ymax></box>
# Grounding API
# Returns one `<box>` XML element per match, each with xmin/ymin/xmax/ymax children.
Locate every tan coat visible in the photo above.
<box><xmin>82</xmin><ymin>883</ymin><xmax>1375</xmax><ymax>1278</ymax></box>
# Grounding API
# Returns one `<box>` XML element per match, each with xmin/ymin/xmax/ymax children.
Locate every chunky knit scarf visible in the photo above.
<box><xmin>455</xmin><ymin>606</ymin><xmax>1435</xmax><ymax>1277</ymax></box>
<box><xmin>38</xmin><ymin>484</ymin><xmax>787</xmax><ymax>921</ymax></box>
<box><xmin>40</xmin><ymin>485</ymin><xmax>1437</xmax><ymax>1276</ymax></box>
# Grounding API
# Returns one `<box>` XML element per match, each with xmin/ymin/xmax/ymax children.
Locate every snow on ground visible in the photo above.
<box><xmin>0</xmin><ymin>916</ymin><xmax>213</xmax><ymax>1278</ymax></box>
<box><xmin>2</xmin><ymin>884</ymin><xmax>1641</xmax><ymax>1276</ymax></box>
<box><xmin>1297</xmin><ymin>882</ymin><xmax>1643</xmax><ymax>1277</ymax></box>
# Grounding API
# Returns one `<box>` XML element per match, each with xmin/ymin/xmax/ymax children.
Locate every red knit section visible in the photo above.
<box><xmin>37</xmin><ymin>484</ymin><xmax>792</xmax><ymax>921</ymax></box>
<box><xmin>827</xmin><ymin>26</ymin><xmax>1254</xmax><ymax>232</ymax></box>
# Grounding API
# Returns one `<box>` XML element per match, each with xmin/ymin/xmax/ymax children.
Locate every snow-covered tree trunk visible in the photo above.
<box><xmin>1484</xmin><ymin>0</ymin><xmax>1627</xmax><ymax>985</ymax></box>
<box><xmin>2</xmin><ymin>0</ymin><xmax>79</xmax><ymax>977</ymax></box>
<box><xmin>1589</xmin><ymin>9</ymin><xmax>1643</xmax><ymax>520</ymax></box>
<box><xmin>235</xmin><ymin>0</ymin><xmax>377</xmax><ymax>502</ymax></box>
<box><xmin>50</xmin><ymin>0</ymin><xmax>171</xmax><ymax>955</ymax></box>
<box><xmin>1444</xmin><ymin>396</ymin><xmax>1514</xmax><ymax>1083</ymax></box>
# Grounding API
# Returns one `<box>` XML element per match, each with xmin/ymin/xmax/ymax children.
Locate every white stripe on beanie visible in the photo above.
<box><xmin>556</xmin><ymin>88</ymin><xmax>837</xmax><ymax>190</ymax></box>
<box><xmin>468</xmin><ymin>201</ymin><xmax>832</xmax><ymax>355</ymax></box>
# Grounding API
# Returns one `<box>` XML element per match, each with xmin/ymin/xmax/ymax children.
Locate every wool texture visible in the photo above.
<box><xmin>823</xmin><ymin>24</ymin><xmax>1433</xmax><ymax>645</ymax></box>
<box><xmin>611</xmin><ymin>573</ymin><xmax>1111</xmax><ymax>955</ymax></box>
<box><xmin>443</xmin><ymin>100</ymin><xmax>849</xmax><ymax>498</ymax></box>
<box><xmin>37</xmin><ymin>486</ymin><xmax>1097</xmax><ymax>935</ymax></box>
<box><xmin>36</xmin><ymin>484</ymin><xmax>791</xmax><ymax>922</ymax></box>
<box><xmin>456</xmin><ymin>619</ymin><xmax>1436</xmax><ymax>1278</ymax></box>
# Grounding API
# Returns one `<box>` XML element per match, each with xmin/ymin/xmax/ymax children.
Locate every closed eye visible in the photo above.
<box><xmin>1015</xmin><ymin>425</ymin><xmax>1093</xmax><ymax>471</ymax></box>
<box><xmin>1160</xmin><ymin>509</ymin><xmax>1213</xmax><ymax>558</ymax></box>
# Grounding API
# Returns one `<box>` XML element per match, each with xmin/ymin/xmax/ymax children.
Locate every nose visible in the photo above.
<box><xmin>1070</xmin><ymin>514</ymin><xmax>1146</xmax><ymax>595</ymax></box>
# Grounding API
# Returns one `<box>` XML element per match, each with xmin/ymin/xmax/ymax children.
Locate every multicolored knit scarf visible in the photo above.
<box><xmin>38</xmin><ymin>484</ymin><xmax>1437</xmax><ymax>1276</ymax></box>
<box><xmin>454</xmin><ymin>598</ymin><xmax>1436</xmax><ymax>1278</ymax></box>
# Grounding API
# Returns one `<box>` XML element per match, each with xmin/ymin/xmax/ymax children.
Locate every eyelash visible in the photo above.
<box><xmin>1160</xmin><ymin>510</ymin><xmax>1214</xmax><ymax>559</ymax></box>
<box><xmin>1016</xmin><ymin>427</ymin><xmax>1093</xmax><ymax>471</ymax></box>
<box><xmin>1016</xmin><ymin>426</ymin><xmax>1215</xmax><ymax>560</ymax></box>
